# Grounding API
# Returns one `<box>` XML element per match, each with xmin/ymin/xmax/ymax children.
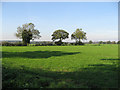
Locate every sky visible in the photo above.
<box><xmin>1</xmin><ymin>2</ymin><xmax>118</xmax><ymax>42</ymax></box>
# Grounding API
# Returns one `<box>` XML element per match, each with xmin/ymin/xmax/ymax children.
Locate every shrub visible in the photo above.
<box><xmin>61</xmin><ymin>42</ymin><xmax>68</xmax><ymax>46</ymax></box>
<box><xmin>14</xmin><ymin>42</ymin><xmax>23</xmax><ymax>46</ymax></box>
<box><xmin>2</xmin><ymin>42</ymin><xmax>14</xmax><ymax>46</ymax></box>
<box><xmin>75</xmin><ymin>42</ymin><xmax>84</xmax><ymax>45</ymax></box>
<box><xmin>35</xmin><ymin>42</ymin><xmax>54</xmax><ymax>46</ymax></box>
<box><xmin>2</xmin><ymin>41</ymin><xmax>85</xmax><ymax>46</ymax></box>
<box><xmin>2</xmin><ymin>41</ymin><xmax>24</xmax><ymax>46</ymax></box>
<box><xmin>55</xmin><ymin>41</ymin><xmax>63</xmax><ymax>46</ymax></box>
<box><xmin>70</xmin><ymin>43</ymin><xmax>75</xmax><ymax>45</ymax></box>
<box><xmin>35</xmin><ymin>43</ymin><xmax>41</xmax><ymax>46</ymax></box>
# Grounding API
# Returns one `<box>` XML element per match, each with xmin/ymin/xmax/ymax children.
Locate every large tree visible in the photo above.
<box><xmin>16</xmin><ymin>23</ymin><xmax>41</xmax><ymax>45</ymax></box>
<box><xmin>71</xmin><ymin>28</ymin><xmax>87</xmax><ymax>44</ymax></box>
<box><xmin>51</xmin><ymin>30</ymin><xmax>69</xmax><ymax>43</ymax></box>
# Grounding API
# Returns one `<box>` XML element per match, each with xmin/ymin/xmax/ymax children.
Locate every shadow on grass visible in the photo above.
<box><xmin>101</xmin><ymin>59</ymin><xmax>120</xmax><ymax>60</ymax></box>
<box><xmin>2</xmin><ymin>51</ymin><xmax>80</xmax><ymax>59</ymax></box>
<box><xmin>2</xmin><ymin>63</ymin><xmax>118</xmax><ymax>88</ymax></box>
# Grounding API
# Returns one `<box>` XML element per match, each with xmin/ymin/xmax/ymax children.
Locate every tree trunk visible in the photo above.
<box><xmin>22</xmin><ymin>39</ymin><xmax>27</xmax><ymax>46</ymax></box>
<box><xmin>27</xmin><ymin>38</ymin><xmax>30</xmax><ymax>46</ymax></box>
<box><xmin>59</xmin><ymin>38</ymin><xmax>62</xmax><ymax>43</ymax></box>
<box><xmin>58</xmin><ymin>38</ymin><xmax>63</xmax><ymax>45</ymax></box>
<box><xmin>78</xmin><ymin>38</ymin><xmax>81</xmax><ymax>44</ymax></box>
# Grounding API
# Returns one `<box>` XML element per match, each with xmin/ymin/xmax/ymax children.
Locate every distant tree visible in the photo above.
<box><xmin>98</xmin><ymin>41</ymin><xmax>103</xmax><ymax>46</ymax></box>
<box><xmin>71</xmin><ymin>28</ymin><xmax>87</xmax><ymax>44</ymax></box>
<box><xmin>117</xmin><ymin>41</ymin><xmax>120</xmax><ymax>44</ymax></box>
<box><xmin>51</xmin><ymin>30</ymin><xmax>69</xmax><ymax>44</ymax></box>
<box><xmin>102</xmin><ymin>42</ymin><xmax>106</xmax><ymax>44</ymax></box>
<box><xmin>99</xmin><ymin>41</ymin><xmax>103</xmax><ymax>44</ymax></box>
<box><xmin>89</xmin><ymin>40</ymin><xmax>93</xmax><ymax>44</ymax></box>
<box><xmin>111</xmin><ymin>41</ymin><xmax>116</xmax><ymax>44</ymax></box>
<box><xmin>16</xmin><ymin>23</ymin><xmax>41</xmax><ymax>45</ymax></box>
<box><xmin>106</xmin><ymin>41</ymin><xmax>111</xmax><ymax>44</ymax></box>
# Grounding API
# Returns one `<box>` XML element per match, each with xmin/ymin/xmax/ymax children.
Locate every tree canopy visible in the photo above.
<box><xmin>117</xmin><ymin>41</ymin><xmax>120</xmax><ymax>44</ymax></box>
<box><xmin>89</xmin><ymin>40</ymin><xmax>93</xmax><ymax>44</ymax></box>
<box><xmin>51</xmin><ymin>30</ymin><xmax>69</xmax><ymax>43</ymax></box>
<box><xmin>16</xmin><ymin>23</ymin><xmax>41</xmax><ymax>45</ymax></box>
<box><xmin>71</xmin><ymin>28</ymin><xmax>87</xmax><ymax>44</ymax></box>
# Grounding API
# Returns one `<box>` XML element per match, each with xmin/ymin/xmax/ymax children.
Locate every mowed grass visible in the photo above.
<box><xmin>2</xmin><ymin>44</ymin><xmax>119</xmax><ymax>88</ymax></box>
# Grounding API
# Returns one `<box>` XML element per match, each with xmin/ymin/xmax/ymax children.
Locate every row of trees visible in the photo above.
<box><xmin>16</xmin><ymin>23</ymin><xmax>87</xmax><ymax>46</ymax></box>
<box><xmin>89</xmin><ymin>40</ymin><xmax>119</xmax><ymax>44</ymax></box>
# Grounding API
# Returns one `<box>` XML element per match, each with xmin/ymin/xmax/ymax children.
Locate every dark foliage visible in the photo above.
<box><xmin>35</xmin><ymin>42</ymin><xmax>54</xmax><ymax>46</ymax></box>
<box><xmin>117</xmin><ymin>41</ymin><xmax>120</xmax><ymax>44</ymax></box>
<box><xmin>75</xmin><ymin>42</ymin><xmax>84</xmax><ymax>45</ymax></box>
<box><xmin>54</xmin><ymin>41</ymin><xmax>63</xmax><ymax>46</ymax></box>
<box><xmin>2</xmin><ymin>41</ymin><xmax>85</xmax><ymax>46</ymax></box>
<box><xmin>2</xmin><ymin>42</ymin><xmax>24</xmax><ymax>46</ymax></box>
<box><xmin>51</xmin><ymin>30</ymin><xmax>69</xmax><ymax>43</ymax></box>
<box><xmin>22</xmin><ymin>30</ymin><xmax>32</xmax><ymax>45</ymax></box>
<box><xmin>2</xmin><ymin>42</ymin><xmax>15</xmax><ymax>46</ymax></box>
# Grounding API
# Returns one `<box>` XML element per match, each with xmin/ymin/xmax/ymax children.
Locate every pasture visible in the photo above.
<box><xmin>2</xmin><ymin>44</ymin><xmax>119</xmax><ymax>88</ymax></box>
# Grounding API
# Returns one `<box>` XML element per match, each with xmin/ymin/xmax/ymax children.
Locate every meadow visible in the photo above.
<box><xmin>2</xmin><ymin>44</ymin><xmax>119</xmax><ymax>88</ymax></box>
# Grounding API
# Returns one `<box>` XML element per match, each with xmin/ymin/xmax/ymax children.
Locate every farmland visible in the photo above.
<box><xmin>2</xmin><ymin>44</ymin><xmax>119</xmax><ymax>88</ymax></box>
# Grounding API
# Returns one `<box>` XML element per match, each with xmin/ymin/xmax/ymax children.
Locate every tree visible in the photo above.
<box><xmin>51</xmin><ymin>30</ymin><xmax>69</xmax><ymax>44</ymax></box>
<box><xmin>112</xmin><ymin>41</ymin><xmax>116</xmax><ymax>44</ymax></box>
<box><xmin>99</xmin><ymin>41</ymin><xmax>103</xmax><ymax>44</ymax></box>
<box><xmin>16</xmin><ymin>23</ymin><xmax>41</xmax><ymax>45</ymax></box>
<box><xmin>106</xmin><ymin>41</ymin><xmax>111</xmax><ymax>44</ymax></box>
<box><xmin>102</xmin><ymin>42</ymin><xmax>106</xmax><ymax>44</ymax></box>
<box><xmin>71</xmin><ymin>28</ymin><xmax>87</xmax><ymax>44</ymax></box>
<box><xmin>117</xmin><ymin>41</ymin><xmax>120</xmax><ymax>44</ymax></box>
<box><xmin>98</xmin><ymin>41</ymin><xmax>103</xmax><ymax>46</ymax></box>
<box><xmin>89</xmin><ymin>40</ymin><xmax>93</xmax><ymax>44</ymax></box>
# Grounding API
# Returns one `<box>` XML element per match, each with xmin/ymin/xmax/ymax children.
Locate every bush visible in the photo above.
<box><xmin>2</xmin><ymin>41</ymin><xmax>85</xmax><ymax>46</ymax></box>
<box><xmin>61</xmin><ymin>42</ymin><xmax>69</xmax><ymax>46</ymax></box>
<box><xmin>2</xmin><ymin>41</ymin><xmax>24</xmax><ymax>46</ymax></box>
<box><xmin>14</xmin><ymin>42</ymin><xmax>23</xmax><ymax>46</ymax></box>
<box><xmin>2</xmin><ymin>42</ymin><xmax>14</xmax><ymax>46</ymax></box>
<box><xmin>35</xmin><ymin>43</ymin><xmax>40</xmax><ymax>46</ymax></box>
<box><xmin>75</xmin><ymin>42</ymin><xmax>84</xmax><ymax>45</ymax></box>
<box><xmin>35</xmin><ymin>41</ymin><xmax>54</xmax><ymax>46</ymax></box>
<box><xmin>70</xmin><ymin>43</ymin><xmax>75</xmax><ymax>45</ymax></box>
<box><xmin>54</xmin><ymin>42</ymin><xmax>71</xmax><ymax>46</ymax></box>
<box><xmin>55</xmin><ymin>41</ymin><xmax>63</xmax><ymax>46</ymax></box>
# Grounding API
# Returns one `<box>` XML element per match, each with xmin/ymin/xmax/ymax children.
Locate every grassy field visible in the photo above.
<box><xmin>2</xmin><ymin>44</ymin><xmax>119</xmax><ymax>88</ymax></box>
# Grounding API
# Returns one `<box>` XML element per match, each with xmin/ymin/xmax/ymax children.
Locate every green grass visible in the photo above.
<box><xmin>2</xmin><ymin>44</ymin><xmax>119</xmax><ymax>88</ymax></box>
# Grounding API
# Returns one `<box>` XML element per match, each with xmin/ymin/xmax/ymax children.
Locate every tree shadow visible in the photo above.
<box><xmin>101</xmin><ymin>59</ymin><xmax>120</xmax><ymax>60</ymax></box>
<box><xmin>2</xmin><ymin>63</ymin><xmax>118</xmax><ymax>88</ymax></box>
<box><xmin>2</xmin><ymin>51</ymin><xmax>80</xmax><ymax>59</ymax></box>
<box><xmin>88</xmin><ymin>64</ymin><xmax>106</xmax><ymax>66</ymax></box>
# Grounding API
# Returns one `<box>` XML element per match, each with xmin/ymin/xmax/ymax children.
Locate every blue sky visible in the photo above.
<box><xmin>2</xmin><ymin>2</ymin><xmax>118</xmax><ymax>42</ymax></box>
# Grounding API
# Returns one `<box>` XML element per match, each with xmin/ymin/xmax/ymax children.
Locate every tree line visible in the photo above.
<box><xmin>16</xmin><ymin>23</ymin><xmax>87</xmax><ymax>46</ymax></box>
<box><xmin>2</xmin><ymin>23</ymin><xmax>119</xmax><ymax>46</ymax></box>
<box><xmin>89</xmin><ymin>40</ymin><xmax>118</xmax><ymax>44</ymax></box>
